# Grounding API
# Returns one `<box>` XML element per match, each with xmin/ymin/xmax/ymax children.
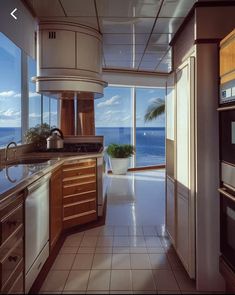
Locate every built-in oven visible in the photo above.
<box><xmin>220</xmin><ymin>109</ymin><xmax>235</xmax><ymax>164</ymax></box>
<box><xmin>219</xmin><ymin>162</ymin><xmax>235</xmax><ymax>270</ymax></box>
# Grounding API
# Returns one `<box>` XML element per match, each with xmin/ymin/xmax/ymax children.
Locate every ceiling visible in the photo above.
<box><xmin>25</xmin><ymin>0</ymin><xmax>197</xmax><ymax>73</ymax></box>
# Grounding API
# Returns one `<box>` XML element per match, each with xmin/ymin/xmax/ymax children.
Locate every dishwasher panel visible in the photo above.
<box><xmin>25</xmin><ymin>174</ymin><xmax>50</xmax><ymax>275</ymax></box>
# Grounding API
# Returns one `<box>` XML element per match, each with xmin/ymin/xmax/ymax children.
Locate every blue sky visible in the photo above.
<box><xmin>0</xmin><ymin>32</ymin><xmax>57</xmax><ymax>128</ymax></box>
<box><xmin>0</xmin><ymin>31</ymin><xmax>165</xmax><ymax>129</ymax></box>
<box><xmin>95</xmin><ymin>86</ymin><xmax>165</xmax><ymax>128</ymax></box>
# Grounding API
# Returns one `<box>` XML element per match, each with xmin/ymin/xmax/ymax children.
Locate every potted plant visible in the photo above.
<box><xmin>24</xmin><ymin>123</ymin><xmax>54</xmax><ymax>151</ymax></box>
<box><xmin>106</xmin><ymin>144</ymin><xmax>135</xmax><ymax>175</ymax></box>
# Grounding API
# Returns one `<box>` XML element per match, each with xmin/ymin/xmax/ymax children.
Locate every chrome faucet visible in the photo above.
<box><xmin>5</xmin><ymin>141</ymin><xmax>17</xmax><ymax>162</ymax></box>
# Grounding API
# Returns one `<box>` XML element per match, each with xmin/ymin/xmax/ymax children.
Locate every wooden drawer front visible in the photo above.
<box><xmin>63</xmin><ymin>159</ymin><xmax>96</xmax><ymax>171</ymax></box>
<box><xmin>1</xmin><ymin>260</ymin><xmax>23</xmax><ymax>294</ymax></box>
<box><xmin>64</xmin><ymin>199</ymin><xmax>96</xmax><ymax>218</ymax></box>
<box><xmin>63</xmin><ymin>174</ymin><xmax>96</xmax><ymax>186</ymax></box>
<box><xmin>0</xmin><ymin>239</ymin><xmax>23</xmax><ymax>290</ymax></box>
<box><xmin>0</xmin><ymin>204</ymin><xmax>23</xmax><ymax>246</ymax></box>
<box><xmin>63</xmin><ymin>181</ymin><xmax>96</xmax><ymax>196</ymax></box>
<box><xmin>63</xmin><ymin>166</ymin><xmax>96</xmax><ymax>179</ymax></box>
<box><xmin>0</xmin><ymin>193</ymin><xmax>23</xmax><ymax>219</ymax></box>
<box><xmin>8</xmin><ymin>272</ymin><xmax>23</xmax><ymax>294</ymax></box>
<box><xmin>63</xmin><ymin>191</ymin><xmax>96</xmax><ymax>205</ymax></box>
<box><xmin>63</xmin><ymin>211</ymin><xmax>97</xmax><ymax>229</ymax></box>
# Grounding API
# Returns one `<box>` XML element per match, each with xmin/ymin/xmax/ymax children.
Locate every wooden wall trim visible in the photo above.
<box><xmin>194</xmin><ymin>39</ymin><xmax>221</xmax><ymax>44</ymax></box>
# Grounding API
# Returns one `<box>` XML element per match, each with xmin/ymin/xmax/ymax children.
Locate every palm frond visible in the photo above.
<box><xmin>144</xmin><ymin>99</ymin><xmax>165</xmax><ymax>122</ymax></box>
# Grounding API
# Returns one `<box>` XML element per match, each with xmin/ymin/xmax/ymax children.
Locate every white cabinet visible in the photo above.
<box><xmin>177</xmin><ymin>193</ymin><xmax>189</xmax><ymax>269</ymax></box>
<box><xmin>174</xmin><ymin>57</ymin><xmax>195</xmax><ymax>279</ymax></box>
<box><xmin>41</xmin><ymin>30</ymin><xmax>76</xmax><ymax>68</ymax></box>
<box><xmin>166</xmin><ymin>176</ymin><xmax>175</xmax><ymax>244</ymax></box>
<box><xmin>76</xmin><ymin>32</ymin><xmax>101</xmax><ymax>73</ymax></box>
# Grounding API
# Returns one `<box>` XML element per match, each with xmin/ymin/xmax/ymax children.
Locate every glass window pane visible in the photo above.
<box><xmin>50</xmin><ymin>98</ymin><xmax>58</xmax><ymax>127</ymax></box>
<box><xmin>28</xmin><ymin>57</ymin><xmax>42</xmax><ymax>127</ymax></box>
<box><xmin>95</xmin><ymin>86</ymin><xmax>133</xmax><ymax>167</ymax></box>
<box><xmin>136</xmin><ymin>87</ymin><xmax>165</xmax><ymax>167</ymax></box>
<box><xmin>0</xmin><ymin>33</ymin><xmax>21</xmax><ymax>146</ymax></box>
<box><xmin>43</xmin><ymin>96</ymin><xmax>50</xmax><ymax>124</ymax></box>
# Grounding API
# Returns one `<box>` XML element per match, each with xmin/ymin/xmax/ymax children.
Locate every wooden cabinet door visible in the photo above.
<box><xmin>50</xmin><ymin>168</ymin><xmax>62</xmax><ymax>250</ymax></box>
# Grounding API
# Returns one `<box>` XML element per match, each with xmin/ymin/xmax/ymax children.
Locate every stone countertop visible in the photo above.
<box><xmin>0</xmin><ymin>152</ymin><xmax>103</xmax><ymax>205</ymax></box>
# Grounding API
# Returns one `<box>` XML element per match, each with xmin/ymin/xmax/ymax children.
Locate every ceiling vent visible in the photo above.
<box><xmin>48</xmin><ymin>31</ymin><xmax>56</xmax><ymax>39</ymax></box>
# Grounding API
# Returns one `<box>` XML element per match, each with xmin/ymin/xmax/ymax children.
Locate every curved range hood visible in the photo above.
<box><xmin>34</xmin><ymin>21</ymin><xmax>107</xmax><ymax>98</ymax></box>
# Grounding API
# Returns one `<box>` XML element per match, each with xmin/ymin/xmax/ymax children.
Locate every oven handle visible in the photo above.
<box><xmin>218</xmin><ymin>187</ymin><xmax>235</xmax><ymax>202</ymax></box>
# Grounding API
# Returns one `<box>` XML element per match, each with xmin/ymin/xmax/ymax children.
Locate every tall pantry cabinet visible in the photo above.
<box><xmin>166</xmin><ymin>57</ymin><xmax>196</xmax><ymax>279</ymax></box>
<box><xmin>166</xmin><ymin>2</ymin><xmax>235</xmax><ymax>292</ymax></box>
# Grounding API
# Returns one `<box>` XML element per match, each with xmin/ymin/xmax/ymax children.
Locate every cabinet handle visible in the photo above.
<box><xmin>8</xmin><ymin>255</ymin><xmax>18</xmax><ymax>262</ymax></box>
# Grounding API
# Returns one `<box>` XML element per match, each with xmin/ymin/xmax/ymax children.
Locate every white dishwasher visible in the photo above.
<box><xmin>25</xmin><ymin>173</ymin><xmax>51</xmax><ymax>293</ymax></box>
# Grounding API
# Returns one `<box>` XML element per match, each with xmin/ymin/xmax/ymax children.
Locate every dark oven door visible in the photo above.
<box><xmin>220</xmin><ymin>187</ymin><xmax>235</xmax><ymax>270</ymax></box>
<box><xmin>220</xmin><ymin>109</ymin><xmax>235</xmax><ymax>165</ymax></box>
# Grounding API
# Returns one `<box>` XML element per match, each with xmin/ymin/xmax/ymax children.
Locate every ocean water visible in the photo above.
<box><xmin>0</xmin><ymin>127</ymin><xmax>165</xmax><ymax>167</ymax></box>
<box><xmin>0</xmin><ymin>127</ymin><xmax>21</xmax><ymax>146</ymax></box>
<box><xmin>96</xmin><ymin>127</ymin><xmax>165</xmax><ymax>167</ymax></box>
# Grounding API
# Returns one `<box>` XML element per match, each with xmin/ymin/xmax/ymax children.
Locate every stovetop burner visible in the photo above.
<box><xmin>45</xmin><ymin>142</ymin><xmax>103</xmax><ymax>153</ymax></box>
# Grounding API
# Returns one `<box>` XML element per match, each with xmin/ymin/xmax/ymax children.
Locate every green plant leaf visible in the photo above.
<box><xmin>144</xmin><ymin>99</ymin><xmax>165</xmax><ymax>122</ymax></box>
<box><xmin>106</xmin><ymin>144</ymin><xmax>135</xmax><ymax>158</ymax></box>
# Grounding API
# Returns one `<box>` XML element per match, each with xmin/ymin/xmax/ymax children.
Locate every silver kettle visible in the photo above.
<box><xmin>46</xmin><ymin>128</ymin><xmax>64</xmax><ymax>149</ymax></box>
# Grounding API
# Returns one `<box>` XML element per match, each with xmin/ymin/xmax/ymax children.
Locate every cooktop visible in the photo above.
<box><xmin>44</xmin><ymin>143</ymin><xmax>103</xmax><ymax>153</ymax></box>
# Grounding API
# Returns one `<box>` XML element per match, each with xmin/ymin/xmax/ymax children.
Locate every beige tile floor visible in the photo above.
<box><xmin>40</xmin><ymin>170</ymin><xmax>215</xmax><ymax>294</ymax></box>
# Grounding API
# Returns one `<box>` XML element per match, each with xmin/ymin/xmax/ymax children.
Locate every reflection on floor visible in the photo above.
<box><xmin>40</xmin><ymin>170</ymin><xmax>198</xmax><ymax>294</ymax></box>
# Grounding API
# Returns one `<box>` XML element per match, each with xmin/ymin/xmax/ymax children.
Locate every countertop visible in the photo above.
<box><xmin>0</xmin><ymin>152</ymin><xmax>103</xmax><ymax>205</ymax></box>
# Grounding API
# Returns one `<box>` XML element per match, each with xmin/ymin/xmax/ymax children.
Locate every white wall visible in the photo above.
<box><xmin>0</xmin><ymin>0</ymin><xmax>36</xmax><ymax>57</ymax></box>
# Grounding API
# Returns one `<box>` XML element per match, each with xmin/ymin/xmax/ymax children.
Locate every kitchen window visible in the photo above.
<box><xmin>95</xmin><ymin>85</ymin><xmax>166</xmax><ymax>168</ymax></box>
<box><xmin>0</xmin><ymin>32</ymin><xmax>21</xmax><ymax>146</ymax></box>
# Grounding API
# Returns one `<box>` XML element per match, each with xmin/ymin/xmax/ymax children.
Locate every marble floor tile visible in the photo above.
<box><xmin>110</xmin><ymin>270</ymin><xmax>132</xmax><ymax>291</ymax></box>
<box><xmin>112</xmin><ymin>253</ymin><xmax>131</xmax><ymax>269</ymax></box>
<box><xmin>64</xmin><ymin>270</ymin><xmax>90</xmax><ymax>292</ymax></box>
<box><xmin>87</xmin><ymin>270</ymin><xmax>111</xmax><ymax>291</ymax></box>
<box><xmin>130</xmin><ymin>254</ymin><xmax>152</xmax><ymax>269</ymax></box>
<box><xmin>52</xmin><ymin>254</ymin><xmax>76</xmax><ymax>270</ymax></box>
<box><xmin>132</xmin><ymin>270</ymin><xmax>156</xmax><ymax>291</ymax></box>
<box><xmin>152</xmin><ymin>269</ymin><xmax>180</xmax><ymax>291</ymax></box>
<box><xmin>72</xmin><ymin>253</ymin><xmax>94</xmax><ymax>270</ymax></box>
<box><xmin>41</xmin><ymin>270</ymin><xmax>69</xmax><ymax>292</ymax></box>
<box><xmin>92</xmin><ymin>253</ymin><xmax>112</xmax><ymax>269</ymax></box>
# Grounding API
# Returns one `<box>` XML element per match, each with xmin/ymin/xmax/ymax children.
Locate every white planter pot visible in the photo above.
<box><xmin>109</xmin><ymin>157</ymin><xmax>130</xmax><ymax>175</ymax></box>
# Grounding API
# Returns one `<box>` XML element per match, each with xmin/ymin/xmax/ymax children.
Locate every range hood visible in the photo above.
<box><xmin>34</xmin><ymin>21</ymin><xmax>107</xmax><ymax>98</ymax></box>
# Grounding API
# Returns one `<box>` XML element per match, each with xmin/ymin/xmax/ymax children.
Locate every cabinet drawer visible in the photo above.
<box><xmin>63</xmin><ymin>199</ymin><xmax>96</xmax><ymax>218</ymax></box>
<box><xmin>0</xmin><ymin>204</ymin><xmax>23</xmax><ymax>246</ymax></box>
<box><xmin>63</xmin><ymin>159</ymin><xmax>96</xmax><ymax>171</ymax></box>
<box><xmin>1</xmin><ymin>259</ymin><xmax>23</xmax><ymax>294</ymax></box>
<box><xmin>0</xmin><ymin>238</ymin><xmax>23</xmax><ymax>290</ymax></box>
<box><xmin>63</xmin><ymin>181</ymin><xmax>96</xmax><ymax>196</ymax></box>
<box><xmin>63</xmin><ymin>166</ymin><xmax>96</xmax><ymax>179</ymax></box>
<box><xmin>63</xmin><ymin>191</ymin><xmax>96</xmax><ymax>205</ymax></box>
<box><xmin>63</xmin><ymin>211</ymin><xmax>97</xmax><ymax>229</ymax></box>
<box><xmin>63</xmin><ymin>174</ymin><xmax>96</xmax><ymax>186</ymax></box>
<box><xmin>8</xmin><ymin>272</ymin><xmax>23</xmax><ymax>294</ymax></box>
